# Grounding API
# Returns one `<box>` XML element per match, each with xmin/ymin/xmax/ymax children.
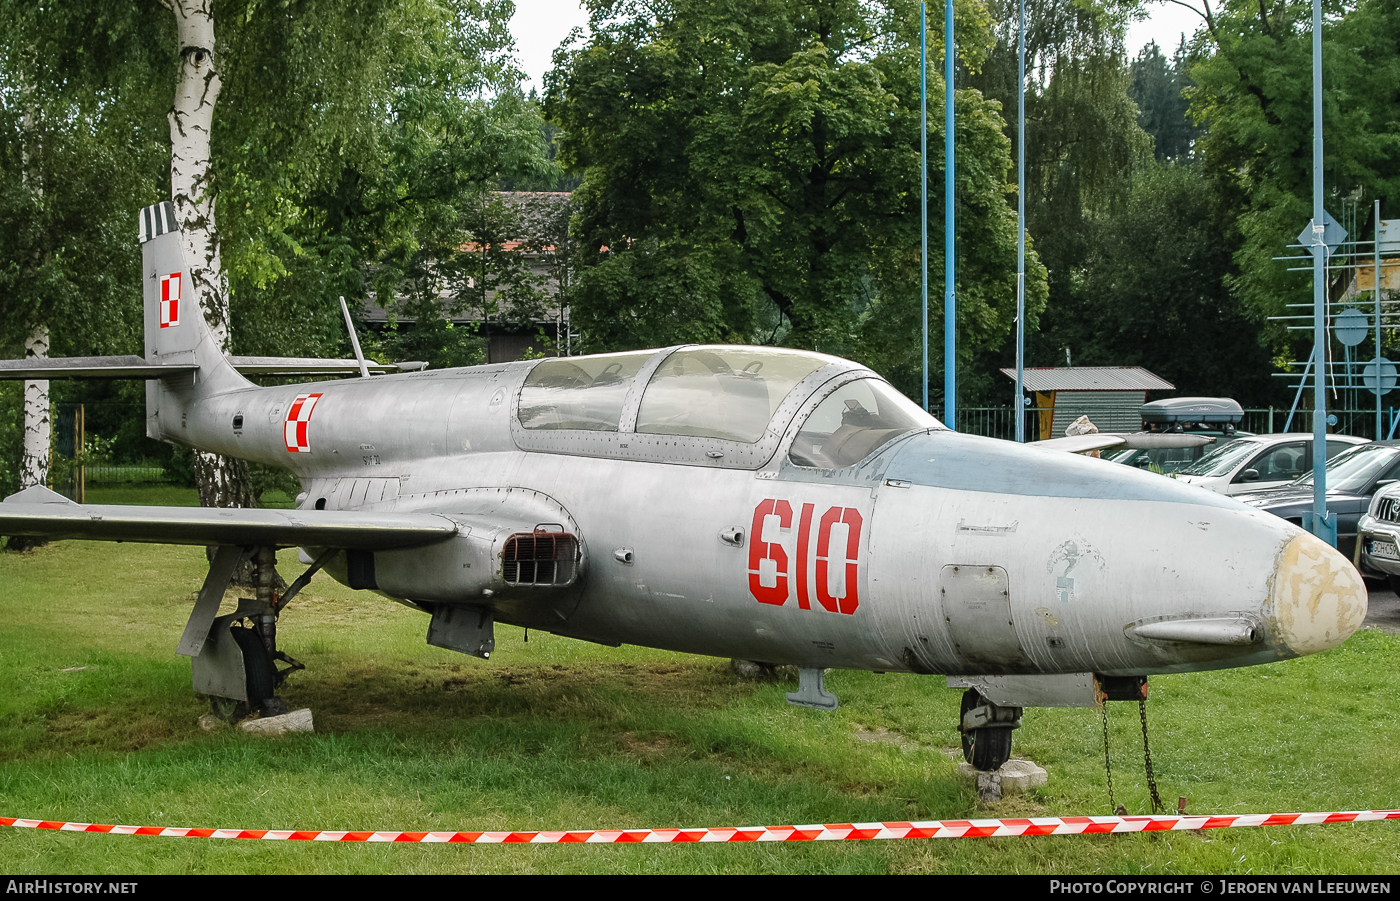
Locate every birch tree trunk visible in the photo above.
<box><xmin>12</xmin><ymin>73</ymin><xmax>55</xmax><ymax>550</ymax></box>
<box><xmin>166</xmin><ymin>0</ymin><xmax>252</xmax><ymax>509</ymax></box>
<box><xmin>20</xmin><ymin>326</ymin><xmax>50</xmax><ymax>490</ymax></box>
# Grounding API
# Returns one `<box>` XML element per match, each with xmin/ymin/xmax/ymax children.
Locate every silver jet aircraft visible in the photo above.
<box><xmin>0</xmin><ymin>204</ymin><xmax>1369</xmax><ymax>771</ymax></box>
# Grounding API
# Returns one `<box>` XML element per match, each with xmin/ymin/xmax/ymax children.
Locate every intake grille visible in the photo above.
<box><xmin>502</xmin><ymin>531</ymin><xmax>580</xmax><ymax>586</ymax></box>
<box><xmin>1376</xmin><ymin>495</ymin><xmax>1400</xmax><ymax>524</ymax></box>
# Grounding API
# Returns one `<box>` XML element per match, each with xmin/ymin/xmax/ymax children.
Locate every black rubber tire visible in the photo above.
<box><xmin>967</xmin><ymin>727</ymin><xmax>1013</xmax><ymax>771</ymax></box>
<box><xmin>229</xmin><ymin>625</ymin><xmax>277</xmax><ymax>707</ymax></box>
<box><xmin>960</xmin><ymin>689</ymin><xmax>1013</xmax><ymax>771</ymax></box>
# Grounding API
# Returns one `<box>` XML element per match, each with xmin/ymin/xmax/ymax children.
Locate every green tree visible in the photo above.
<box><xmin>1049</xmin><ymin>162</ymin><xmax>1274</xmax><ymax>402</ymax></box>
<box><xmin>1</xmin><ymin>0</ymin><xmax>552</xmax><ymax>503</ymax></box>
<box><xmin>548</xmin><ymin>0</ymin><xmax>1044</xmax><ymax>406</ymax></box>
<box><xmin>1187</xmin><ymin>0</ymin><xmax>1400</xmax><ymax>336</ymax></box>
<box><xmin>968</xmin><ymin>1</ymin><xmax>1151</xmax><ymax>379</ymax></box>
<box><xmin>0</xmin><ymin>2</ymin><xmax>169</xmax><ymax>508</ymax></box>
<box><xmin>1129</xmin><ymin>38</ymin><xmax>1202</xmax><ymax>162</ymax></box>
<box><xmin>219</xmin><ymin>1</ymin><xmax>553</xmax><ymax>362</ymax></box>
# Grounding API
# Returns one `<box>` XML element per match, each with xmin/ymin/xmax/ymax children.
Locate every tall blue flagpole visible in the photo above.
<box><xmin>1014</xmin><ymin>0</ymin><xmax>1026</xmax><ymax>442</ymax></box>
<box><xmin>1309</xmin><ymin>0</ymin><xmax>1333</xmax><ymax>544</ymax></box>
<box><xmin>944</xmin><ymin>0</ymin><xmax>956</xmax><ymax>428</ymax></box>
<box><xmin>921</xmin><ymin>3</ymin><xmax>929</xmax><ymax>413</ymax></box>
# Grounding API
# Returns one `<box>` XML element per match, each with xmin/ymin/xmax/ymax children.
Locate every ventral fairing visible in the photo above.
<box><xmin>0</xmin><ymin>203</ymin><xmax>1367</xmax><ymax>770</ymax></box>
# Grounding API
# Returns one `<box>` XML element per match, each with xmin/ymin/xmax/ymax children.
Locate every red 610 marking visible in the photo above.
<box><xmin>748</xmin><ymin>499</ymin><xmax>862</xmax><ymax>615</ymax></box>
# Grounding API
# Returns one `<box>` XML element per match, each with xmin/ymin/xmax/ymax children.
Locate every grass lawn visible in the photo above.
<box><xmin>0</xmin><ymin>535</ymin><xmax>1396</xmax><ymax>874</ymax></box>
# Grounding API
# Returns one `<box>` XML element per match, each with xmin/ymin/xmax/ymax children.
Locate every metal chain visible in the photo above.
<box><xmin>1100</xmin><ymin>703</ymin><xmax>1116</xmax><ymax>813</ymax></box>
<box><xmin>1139</xmin><ymin>698</ymin><xmax>1166</xmax><ymax>814</ymax></box>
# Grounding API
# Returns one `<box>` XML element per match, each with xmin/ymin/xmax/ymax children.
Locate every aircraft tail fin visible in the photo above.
<box><xmin>0</xmin><ymin>204</ymin><xmax>426</xmax><ymax>441</ymax></box>
<box><xmin>138</xmin><ymin>201</ymin><xmax>255</xmax><ymax>440</ymax></box>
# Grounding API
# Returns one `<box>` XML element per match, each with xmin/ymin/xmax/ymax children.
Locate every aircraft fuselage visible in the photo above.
<box><xmin>155</xmin><ymin>356</ymin><xmax>1364</xmax><ymax>680</ymax></box>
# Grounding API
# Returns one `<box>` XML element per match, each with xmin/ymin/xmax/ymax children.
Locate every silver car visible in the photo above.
<box><xmin>1175</xmin><ymin>433</ymin><xmax>1368</xmax><ymax>495</ymax></box>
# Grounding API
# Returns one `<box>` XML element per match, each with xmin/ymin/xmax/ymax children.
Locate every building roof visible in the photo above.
<box><xmin>998</xmin><ymin>367</ymin><xmax>1175</xmax><ymax>392</ymax></box>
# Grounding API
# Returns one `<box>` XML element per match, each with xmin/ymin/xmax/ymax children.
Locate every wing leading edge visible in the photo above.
<box><xmin>1030</xmin><ymin>433</ymin><xmax>1214</xmax><ymax>455</ymax></box>
<box><xmin>0</xmin><ymin>486</ymin><xmax>457</xmax><ymax>550</ymax></box>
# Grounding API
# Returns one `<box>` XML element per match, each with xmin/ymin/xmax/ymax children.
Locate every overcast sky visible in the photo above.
<box><xmin>510</xmin><ymin>0</ymin><xmax>591</xmax><ymax>95</ymax></box>
<box><xmin>508</xmin><ymin>1</ymin><xmax>1209</xmax><ymax>95</ymax></box>
<box><xmin>1124</xmin><ymin>1</ymin><xmax>1208</xmax><ymax>59</ymax></box>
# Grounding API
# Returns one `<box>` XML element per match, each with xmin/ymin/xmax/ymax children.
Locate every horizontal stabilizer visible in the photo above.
<box><xmin>1030</xmin><ymin>432</ymin><xmax>1215</xmax><ymax>455</ymax></box>
<box><xmin>230</xmin><ymin>356</ymin><xmax>427</xmax><ymax>376</ymax></box>
<box><xmin>1119</xmin><ymin>432</ymin><xmax>1215</xmax><ymax>450</ymax></box>
<box><xmin>0</xmin><ymin>493</ymin><xmax>458</xmax><ymax>550</ymax></box>
<box><xmin>0</xmin><ymin>355</ymin><xmax>198</xmax><ymax>379</ymax></box>
<box><xmin>1029</xmin><ymin>434</ymin><xmax>1128</xmax><ymax>455</ymax></box>
<box><xmin>0</xmin><ymin>355</ymin><xmax>426</xmax><ymax>380</ymax></box>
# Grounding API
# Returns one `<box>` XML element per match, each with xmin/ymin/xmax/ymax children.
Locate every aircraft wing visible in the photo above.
<box><xmin>0</xmin><ymin>486</ymin><xmax>457</xmax><ymax>550</ymax></box>
<box><xmin>1029</xmin><ymin>433</ymin><xmax>1216</xmax><ymax>455</ymax></box>
<box><xmin>1030</xmin><ymin>434</ymin><xmax>1128</xmax><ymax>454</ymax></box>
<box><xmin>0</xmin><ymin>354</ymin><xmax>425</xmax><ymax>379</ymax></box>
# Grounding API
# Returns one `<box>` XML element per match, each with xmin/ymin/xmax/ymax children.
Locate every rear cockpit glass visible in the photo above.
<box><xmin>635</xmin><ymin>348</ymin><xmax>828</xmax><ymax>443</ymax></box>
<box><xmin>789</xmin><ymin>379</ymin><xmax>939</xmax><ymax>468</ymax></box>
<box><xmin>518</xmin><ymin>351</ymin><xmax>652</xmax><ymax>431</ymax></box>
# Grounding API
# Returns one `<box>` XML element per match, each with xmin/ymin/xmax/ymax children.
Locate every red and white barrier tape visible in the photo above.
<box><xmin>4</xmin><ymin>811</ymin><xmax>1398</xmax><ymax>844</ymax></box>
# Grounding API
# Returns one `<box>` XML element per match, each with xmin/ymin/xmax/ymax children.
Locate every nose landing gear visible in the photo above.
<box><xmin>959</xmin><ymin>688</ymin><xmax>1022</xmax><ymax>771</ymax></box>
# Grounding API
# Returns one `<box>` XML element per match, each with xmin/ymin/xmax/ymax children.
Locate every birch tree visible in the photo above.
<box><xmin>19</xmin><ymin>329</ymin><xmax>47</xmax><ymax>493</ymax></box>
<box><xmin>2</xmin><ymin>0</ymin><xmax>548</xmax><ymax>510</ymax></box>
<box><xmin>18</xmin><ymin>100</ymin><xmax>47</xmax><ymax>496</ymax></box>
<box><xmin>159</xmin><ymin>0</ymin><xmax>253</xmax><ymax>508</ymax></box>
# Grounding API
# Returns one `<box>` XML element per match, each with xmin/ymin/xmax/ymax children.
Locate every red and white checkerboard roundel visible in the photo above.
<box><xmin>284</xmin><ymin>393</ymin><xmax>322</xmax><ymax>453</ymax></box>
<box><xmin>159</xmin><ymin>273</ymin><xmax>180</xmax><ymax>329</ymax></box>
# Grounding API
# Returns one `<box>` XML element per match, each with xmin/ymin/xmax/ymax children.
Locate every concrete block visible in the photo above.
<box><xmin>957</xmin><ymin>759</ymin><xmax>1048</xmax><ymax>793</ymax></box>
<box><xmin>240</xmin><ymin>708</ymin><xmax>314</xmax><ymax>735</ymax></box>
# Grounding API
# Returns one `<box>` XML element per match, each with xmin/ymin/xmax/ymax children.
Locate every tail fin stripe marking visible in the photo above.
<box><xmin>138</xmin><ymin>201</ymin><xmax>178</xmax><ymax>244</ymax></box>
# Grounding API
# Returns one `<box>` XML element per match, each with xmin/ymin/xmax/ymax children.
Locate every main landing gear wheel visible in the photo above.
<box><xmin>206</xmin><ymin>624</ymin><xmax>291</xmax><ymax>722</ymax></box>
<box><xmin>229</xmin><ymin>626</ymin><xmax>278</xmax><ymax>716</ymax></box>
<box><xmin>960</xmin><ymin>688</ymin><xmax>1014</xmax><ymax>771</ymax></box>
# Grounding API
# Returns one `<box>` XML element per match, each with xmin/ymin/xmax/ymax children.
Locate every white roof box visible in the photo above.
<box><xmin>1140</xmin><ymin>397</ymin><xmax>1244</xmax><ymax>425</ymax></box>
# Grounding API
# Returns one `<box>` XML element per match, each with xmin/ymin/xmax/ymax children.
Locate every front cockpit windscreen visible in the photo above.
<box><xmin>518</xmin><ymin>351</ymin><xmax>653</xmax><ymax>431</ymax></box>
<box><xmin>789</xmin><ymin>379</ymin><xmax>941</xmax><ymax>468</ymax></box>
<box><xmin>635</xmin><ymin>348</ymin><xmax>829</xmax><ymax>443</ymax></box>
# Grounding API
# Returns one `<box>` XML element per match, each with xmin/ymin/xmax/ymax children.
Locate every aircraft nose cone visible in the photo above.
<box><xmin>1270</xmin><ymin>531</ymin><xmax>1368</xmax><ymax>656</ymax></box>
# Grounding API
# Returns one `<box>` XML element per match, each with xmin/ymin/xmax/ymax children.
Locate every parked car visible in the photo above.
<box><xmin>1174</xmin><ymin>433</ymin><xmax>1368</xmax><ymax>495</ymax></box>
<box><xmin>1353</xmin><ymin>481</ymin><xmax>1400</xmax><ymax>586</ymax></box>
<box><xmin>1234</xmin><ymin>440</ymin><xmax>1400</xmax><ymax>560</ymax></box>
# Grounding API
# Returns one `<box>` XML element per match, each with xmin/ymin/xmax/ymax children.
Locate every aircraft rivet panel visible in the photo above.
<box><xmin>939</xmin><ymin>564</ymin><xmax>1034</xmax><ymax>672</ymax></box>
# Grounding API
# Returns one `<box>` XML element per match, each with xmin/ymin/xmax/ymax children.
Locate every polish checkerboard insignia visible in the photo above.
<box><xmin>159</xmin><ymin>273</ymin><xmax>181</xmax><ymax>329</ymax></box>
<box><xmin>284</xmin><ymin>393</ymin><xmax>323</xmax><ymax>453</ymax></box>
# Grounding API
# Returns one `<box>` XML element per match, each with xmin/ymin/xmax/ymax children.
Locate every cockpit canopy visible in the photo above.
<box><xmin>788</xmin><ymin>379</ymin><xmax>939</xmax><ymax>468</ymax></box>
<box><xmin>634</xmin><ymin>348</ymin><xmax>828</xmax><ymax>443</ymax></box>
<box><xmin>518</xmin><ymin>351</ymin><xmax>651</xmax><ymax>432</ymax></box>
<box><xmin>516</xmin><ymin>345</ymin><xmax>941</xmax><ymax>468</ymax></box>
<box><xmin>520</xmin><ymin>347</ymin><xmax>828</xmax><ymax>440</ymax></box>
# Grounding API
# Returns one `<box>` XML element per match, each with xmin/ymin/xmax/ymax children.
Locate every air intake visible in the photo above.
<box><xmin>502</xmin><ymin>530</ymin><xmax>580</xmax><ymax>587</ymax></box>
